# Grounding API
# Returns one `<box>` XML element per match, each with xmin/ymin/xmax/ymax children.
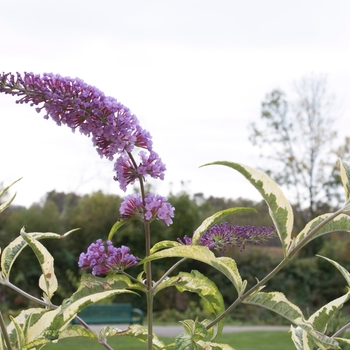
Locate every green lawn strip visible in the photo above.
<box><xmin>43</xmin><ymin>331</ymin><xmax>294</xmax><ymax>349</ymax></box>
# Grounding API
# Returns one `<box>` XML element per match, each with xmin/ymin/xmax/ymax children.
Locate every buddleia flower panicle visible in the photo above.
<box><xmin>178</xmin><ymin>223</ymin><xmax>276</xmax><ymax>253</ymax></box>
<box><xmin>0</xmin><ymin>72</ymin><xmax>166</xmax><ymax>191</ymax></box>
<box><xmin>78</xmin><ymin>239</ymin><xmax>138</xmax><ymax>276</ymax></box>
<box><xmin>120</xmin><ymin>193</ymin><xmax>175</xmax><ymax>226</ymax></box>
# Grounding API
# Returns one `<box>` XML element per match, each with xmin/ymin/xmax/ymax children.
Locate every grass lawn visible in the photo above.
<box><xmin>43</xmin><ymin>331</ymin><xmax>295</xmax><ymax>349</ymax></box>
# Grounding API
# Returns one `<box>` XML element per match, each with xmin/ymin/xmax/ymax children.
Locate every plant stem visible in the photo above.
<box><xmin>153</xmin><ymin>258</ymin><xmax>187</xmax><ymax>290</ymax></box>
<box><xmin>144</xmin><ymin>221</ymin><xmax>153</xmax><ymax>350</ymax></box>
<box><xmin>134</xmin><ymin>161</ymin><xmax>153</xmax><ymax>350</ymax></box>
<box><xmin>0</xmin><ymin>309</ymin><xmax>12</xmax><ymax>350</ymax></box>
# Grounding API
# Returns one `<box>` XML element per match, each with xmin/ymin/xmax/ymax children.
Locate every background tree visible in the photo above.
<box><xmin>249</xmin><ymin>74</ymin><xmax>346</xmax><ymax>232</ymax></box>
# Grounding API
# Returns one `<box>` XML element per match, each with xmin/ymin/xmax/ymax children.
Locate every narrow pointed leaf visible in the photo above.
<box><xmin>142</xmin><ymin>245</ymin><xmax>245</xmax><ymax>295</ymax></box>
<box><xmin>244</xmin><ymin>291</ymin><xmax>310</xmax><ymax>330</ymax></box>
<box><xmin>339</xmin><ymin>158</ymin><xmax>350</xmax><ymax>202</ymax></box>
<box><xmin>1</xmin><ymin>228</ymin><xmax>79</xmax><ymax>278</ymax></box>
<box><xmin>202</xmin><ymin>161</ymin><xmax>293</xmax><ymax>256</ymax></box>
<box><xmin>308</xmin><ymin>290</ymin><xmax>350</xmax><ymax>333</ymax></box>
<box><xmin>293</xmin><ymin>214</ymin><xmax>350</xmax><ymax>250</ymax></box>
<box><xmin>290</xmin><ymin>326</ymin><xmax>312</xmax><ymax>350</ymax></box>
<box><xmin>20</xmin><ymin>227</ymin><xmax>58</xmax><ymax>300</ymax></box>
<box><xmin>244</xmin><ymin>291</ymin><xmax>340</xmax><ymax>348</ymax></box>
<box><xmin>0</xmin><ymin>193</ymin><xmax>16</xmax><ymax>214</ymax></box>
<box><xmin>316</xmin><ymin>255</ymin><xmax>350</xmax><ymax>286</ymax></box>
<box><xmin>108</xmin><ymin>220</ymin><xmax>127</xmax><ymax>241</ymax></box>
<box><xmin>192</xmin><ymin>207</ymin><xmax>256</xmax><ymax>244</ymax></box>
<box><xmin>0</xmin><ymin>178</ymin><xmax>21</xmax><ymax>214</ymax></box>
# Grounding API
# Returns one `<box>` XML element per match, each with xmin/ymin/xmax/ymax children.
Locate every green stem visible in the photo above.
<box><xmin>132</xmin><ymin>156</ymin><xmax>153</xmax><ymax>350</ymax></box>
<box><xmin>144</xmin><ymin>221</ymin><xmax>153</xmax><ymax>350</ymax></box>
<box><xmin>153</xmin><ymin>258</ymin><xmax>187</xmax><ymax>290</ymax></box>
<box><xmin>0</xmin><ymin>309</ymin><xmax>12</xmax><ymax>350</ymax></box>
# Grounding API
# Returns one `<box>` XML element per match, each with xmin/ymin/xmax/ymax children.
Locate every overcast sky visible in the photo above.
<box><xmin>1</xmin><ymin>0</ymin><xmax>350</xmax><ymax>207</ymax></box>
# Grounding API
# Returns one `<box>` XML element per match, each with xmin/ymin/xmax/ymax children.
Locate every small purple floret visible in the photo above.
<box><xmin>78</xmin><ymin>239</ymin><xmax>138</xmax><ymax>275</ymax></box>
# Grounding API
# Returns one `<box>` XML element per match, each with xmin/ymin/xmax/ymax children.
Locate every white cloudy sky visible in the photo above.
<box><xmin>1</xmin><ymin>0</ymin><xmax>350</xmax><ymax>207</ymax></box>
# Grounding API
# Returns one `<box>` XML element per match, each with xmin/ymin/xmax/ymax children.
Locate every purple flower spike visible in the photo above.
<box><xmin>78</xmin><ymin>239</ymin><xmax>138</xmax><ymax>276</ymax></box>
<box><xmin>120</xmin><ymin>193</ymin><xmax>175</xmax><ymax>226</ymax></box>
<box><xmin>178</xmin><ymin>224</ymin><xmax>276</xmax><ymax>253</ymax></box>
<box><xmin>0</xmin><ymin>72</ymin><xmax>166</xmax><ymax>191</ymax></box>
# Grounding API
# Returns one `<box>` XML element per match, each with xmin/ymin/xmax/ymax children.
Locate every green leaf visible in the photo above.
<box><xmin>1</xmin><ymin>228</ymin><xmax>79</xmax><ymax>278</ymax></box>
<box><xmin>201</xmin><ymin>161</ymin><xmax>294</xmax><ymax>256</ymax></box>
<box><xmin>339</xmin><ymin>158</ymin><xmax>350</xmax><ymax>202</ymax></box>
<box><xmin>292</xmin><ymin>214</ymin><xmax>350</xmax><ymax>252</ymax></box>
<box><xmin>192</xmin><ymin>207</ymin><xmax>256</xmax><ymax>245</ymax></box>
<box><xmin>316</xmin><ymin>255</ymin><xmax>350</xmax><ymax>286</ymax></box>
<box><xmin>142</xmin><ymin>245</ymin><xmax>245</xmax><ymax>295</ymax></box>
<box><xmin>155</xmin><ymin>270</ymin><xmax>225</xmax><ymax>339</ymax></box>
<box><xmin>0</xmin><ymin>178</ymin><xmax>21</xmax><ymax>214</ymax></box>
<box><xmin>20</xmin><ymin>227</ymin><xmax>58</xmax><ymax>300</ymax></box>
<box><xmin>107</xmin><ymin>219</ymin><xmax>127</xmax><ymax>241</ymax></box>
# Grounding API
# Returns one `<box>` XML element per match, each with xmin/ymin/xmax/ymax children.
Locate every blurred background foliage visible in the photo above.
<box><xmin>1</xmin><ymin>188</ymin><xmax>349</xmax><ymax>325</ymax></box>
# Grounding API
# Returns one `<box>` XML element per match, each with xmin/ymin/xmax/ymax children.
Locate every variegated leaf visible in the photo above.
<box><xmin>1</xmin><ymin>228</ymin><xmax>78</xmax><ymax>278</ymax></box>
<box><xmin>201</xmin><ymin>161</ymin><xmax>294</xmax><ymax>256</ymax></box>
<box><xmin>20</xmin><ymin>227</ymin><xmax>58</xmax><ymax>300</ymax></box>
<box><xmin>142</xmin><ymin>245</ymin><xmax>245</xmax><ymax>295</ymax></box>
<box><xmin>155</xmin><ymin>270</ymin><xmax>225</xmax><ymax>339</ymax></box>
<box><xmin>290</xmin><ymin>326</ymin><xmax>311</xmax><ymax>350</ymax></box>
<box><xmin>245</xmin><ymin>292</ymin><xmax>340</xmax><ymax>349</ymax></box>
<box><xmin>292</xmin><ymin>214</ymin><xmax>350</xmax><ymax>252</ymax></box>
<box><xmin>308</xmin><ymin>290</ymin><xmax>350</xmax><ymax>334</ymax></box>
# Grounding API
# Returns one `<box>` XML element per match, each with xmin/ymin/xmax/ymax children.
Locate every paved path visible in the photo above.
<box><xmin>91</xmin><ymin>325</ymin><xmax>289</xmax><ymax>337</ymax></box>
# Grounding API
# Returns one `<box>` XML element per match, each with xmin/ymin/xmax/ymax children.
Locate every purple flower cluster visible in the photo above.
<box><xmin>178</xmin><ymin>223</ymin><xmax>276</xmax><ymax>253</ymax></box>
<box><xmin>78</xmin><ymin>239</ymin><xmax>138</xmax><ymax>276</ymax></box>
<box><xmin>0</xmin><ymin>72</ymin><xmax>166</xmax><ymax>191</ymax></box>
<box><xmin>120</xmin><ymin>193</ymin><xmax>175</xmax><ymax>226</ymax></box>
